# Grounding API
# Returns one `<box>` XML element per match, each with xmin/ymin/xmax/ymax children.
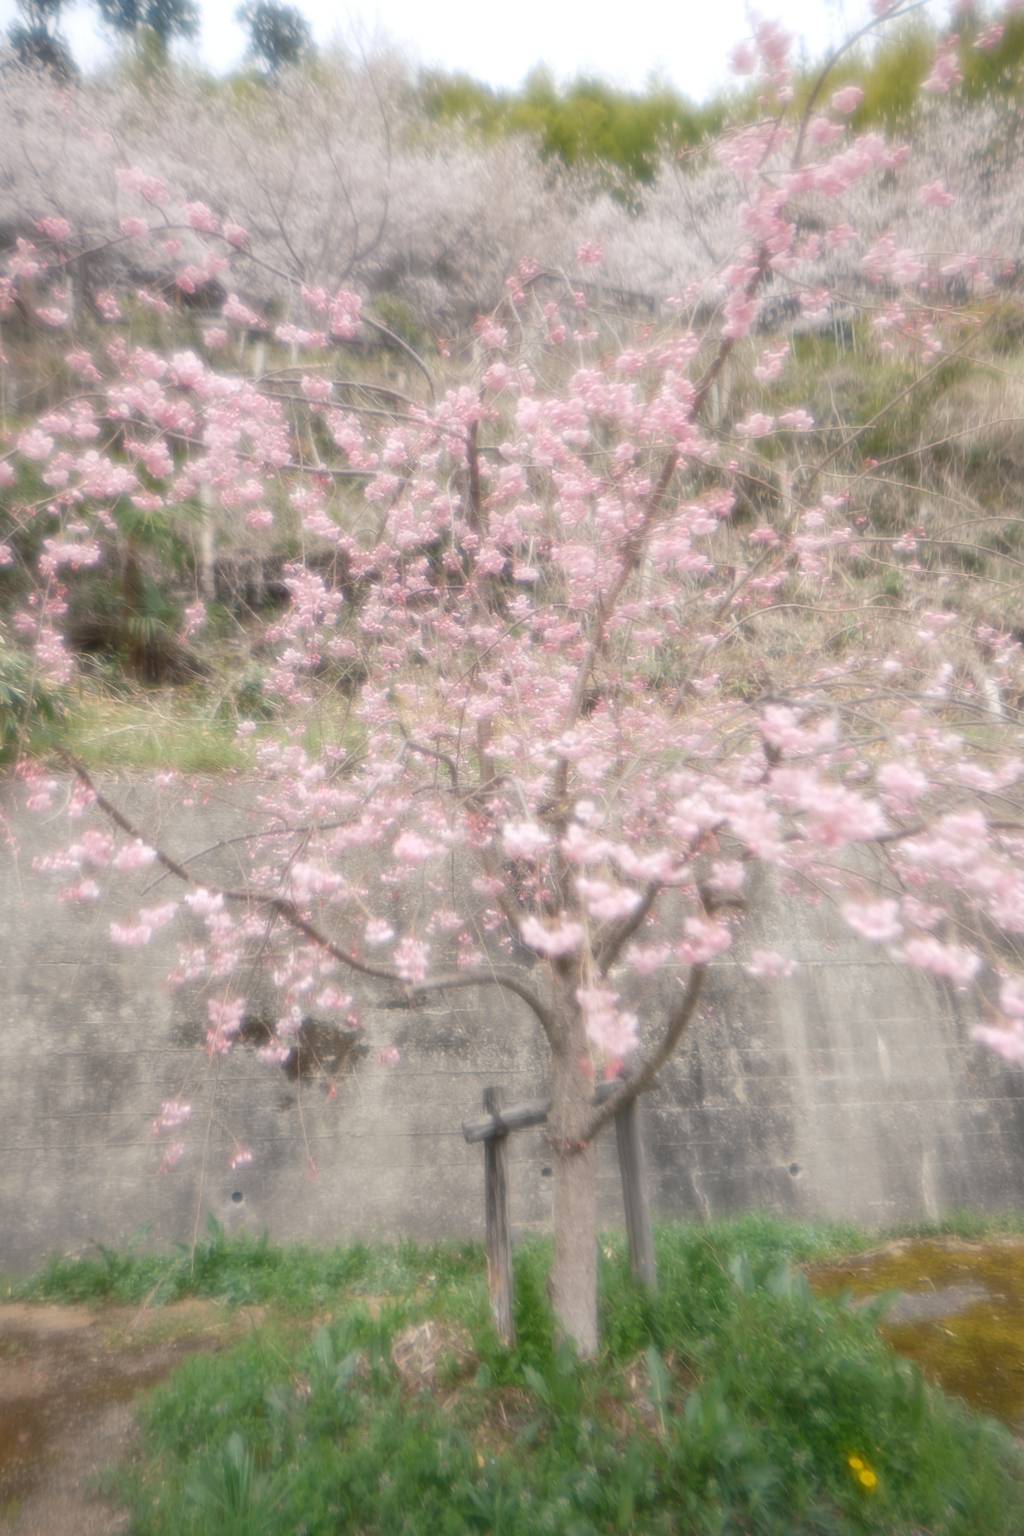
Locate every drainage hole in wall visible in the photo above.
<box><xmin>789</xmin><ymin>1164</ymin><xmax>801</xmax><ymax>1177</ymax></box>
<box><xmin>540</xmin><ymin>1166</ymin><xmax>552</xmax><ymax>1177</ymax></box>
<box><xmin>231</xmin><ymin>1191</ymin><xmax>244</xmax><ymax>1204</ymax></box>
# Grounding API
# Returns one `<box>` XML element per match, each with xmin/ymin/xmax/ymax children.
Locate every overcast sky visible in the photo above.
<box><xmin>0</xmin><ymin>0</ymin><xmax>931</xmax><ymax>97</ymax></box>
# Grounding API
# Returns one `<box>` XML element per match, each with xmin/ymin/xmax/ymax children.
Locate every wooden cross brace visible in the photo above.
<box><xmin>463</xmin><ymin>1079</ymin><xmax>657</xmax><ymax>1347</ymax></box>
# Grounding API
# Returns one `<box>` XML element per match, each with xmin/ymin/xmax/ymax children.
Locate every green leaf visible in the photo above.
<box><xmin>645</xmin><ymin>1344</ymin><xmax>671</xmax><ymax>1435</ymax></box>
<box><xmin>766</xmin><ymin>1261</ymin><xmax>811</xmax><ymax>1304</ymax></box>
<box><xmin>858</xmin><ymin>1287</ymin><xmax>903</xmax><ymax>1324</ymax></box>
<box><xmin>728</xmin><ymin>1252</ymin><xmax>755</xmax><ymax>1292</ymax></box>
<box><xmin>522</xmin><ymin>1365</ymin><xmax>550</xmax><ymax>1402</ymax></box>
<box><xmin>334</xmin><ymin>1349</ymin><xmax>360</xmax><ymax>1391</ymax></box>
<box><xmin>312</xmin><ymin>1325</ymin><xmax>333</xmax><ymax>1374</ymax></box>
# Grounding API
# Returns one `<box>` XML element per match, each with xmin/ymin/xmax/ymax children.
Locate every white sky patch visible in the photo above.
<box><xmin>0</xmin><ymin>0</ymin><xmax>947</xmax><ymax>99</ymax></box>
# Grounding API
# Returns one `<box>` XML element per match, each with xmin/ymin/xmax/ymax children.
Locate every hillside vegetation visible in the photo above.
<box><xmin>4</xmin><ymin>10</ymin><xmax>1024</xmax><ymax>752</ymax></box>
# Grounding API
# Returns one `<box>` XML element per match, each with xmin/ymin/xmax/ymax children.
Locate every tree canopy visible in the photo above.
<box><xmin>236</xmin><ymin>0</ymin><xmax>312</xmax><ymax>73</ymax></box>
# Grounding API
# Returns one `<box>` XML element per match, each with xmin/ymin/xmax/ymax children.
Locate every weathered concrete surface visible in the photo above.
<box><xmin>2</xmin><ymin>777</ymin><xmax>1023</xmax><ymax>1274</ymax></box>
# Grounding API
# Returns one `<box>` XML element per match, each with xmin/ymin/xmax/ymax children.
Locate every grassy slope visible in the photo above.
<box><xmin>7</xmin><ymin>1215</ymin><xmax>1024</xmax><ymax>1535</ymax></box>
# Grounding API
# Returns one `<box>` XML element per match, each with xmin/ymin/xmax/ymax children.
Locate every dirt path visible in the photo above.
<box><xmin>0</xmin><ymin>1299</ymin><xmax>251</xmax><ymax>1535</ymax></box>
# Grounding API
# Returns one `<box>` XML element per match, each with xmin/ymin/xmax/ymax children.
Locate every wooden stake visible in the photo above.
<box><xmin>615</xmin><ymin>1093</ymin><xmax>657</xmax><ymax>1293</ymax></box>
<box><xmin>483</xmin><ymin>1086</ymin><xmax>515</xmax><ymax>1345</ymax></box>
<box><xmin>463</xmin><ymin>1098</ymin><xmax>551</xmax><ymax>1143</ymax></box>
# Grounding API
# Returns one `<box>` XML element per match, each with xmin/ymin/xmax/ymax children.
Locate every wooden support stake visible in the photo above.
<box><xmin>483</xmin><ymin>1086</ymin><xmax>515</xmax><ymax>1346</ymax></box>
<box><xmin>463</xmin><ymin>1098</ymin><xmax>552</xmax><ymax>1143</ymax></box>
<box><xmin>614</xmin><ymin>1092</ymin><xmax>657</xmax><ymax>1293</ymax></box>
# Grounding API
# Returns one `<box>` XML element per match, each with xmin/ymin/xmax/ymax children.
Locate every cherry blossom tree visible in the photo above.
<box><xmin>6</xmin><ymin>6</ymin><xmax>1024</xmax><ymax>1353</ymax></box>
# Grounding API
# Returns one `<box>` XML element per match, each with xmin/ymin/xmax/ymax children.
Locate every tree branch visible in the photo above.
<box><xmin>66</xmin><ymin>754</ymin><xmax>399</xmax><ymax>984</ymax></box>
<box><xmin>400</xmin><ymin>967</ymin><xmax>559</xmax><ymax>1042</ymax></box>
<box><xmin>578</xmin><ymin>964</ymin><xmax>707</xmax><ymax>1144</ymax></box>
<box><xmin>359</xmin><ymin>315</ymin><xmax>436</xmax><ymax>404</ymax></box>
<box><xmin>402</xmin><ymin>738</ymin><xmax>459</xmax><ymax>791</ymax></box>
<box><xmin>596</xmin><ymin>881</ymin><xmax>661</xmax><ymax>975</ymax></box>
<box><xmin>67</xmin><ymin>755</ymin><xmax>559</xmax><ymax>1032</ymax></box>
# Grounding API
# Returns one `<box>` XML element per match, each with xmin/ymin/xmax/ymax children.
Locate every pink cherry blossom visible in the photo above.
<box><xmin>182</xmin><ymin>601</ymin><xmax>206</xmax><ymax>638</ymax></box>
<box><xmin>746</xmin><ymin>949</ymin><xmax>797</xmax><ymax>979</ymax></box>
<box><xmin>169</xmin><ymin>351</ymin><xmax>206</xmax><ymax>389</ymax></box>
<box><xmin>393</xmin><ymin>830</ymin><xmax>446</xmax><ymax>864</ymax></box>
<box><xmin>159</xmin><ymin>1141</ymin><xmax>186</xmax><ymax>1172</ymax></box>
<box><xmin>394</xmin><ymin>937</ymin><xmax>431</xmax><ymax>982</ymax></box>
<box><xmin>975</xmin><ymin>22</ymin><xmax>1004</xmax><ymax>49</ymax></box>
<box><xmin>116</xmin><ymin>165</ymin><xmax>169</xmax><ymax>204</ymax></box>
<box><xmin>972</xmin><ymin>1022</ymin><xmax>1024</xmax><ymax>1060</ymax></box>
<box><xmin>922</xmin><ymin>36</ymin><xmax>963</xmax><ymax>94</ymax></box>
<box><xmin>678</xmin><ymin>917</ymin><xmax>732</xmax><ymax>965</ymax></box>
<box><xmin>17</xmin><ymin>428</ymin><xmax>53</xmax><ymax>461</ymax></box>
<box><xmin>186</xmin><ymin>888</ymin><xmax>224</xmax><ymax>917</ymax></box>
<box><xmin>831</xmin><ymin>86</ymin><xmax>863</xmax><ymax>113</ymax></box>
<box><xmin>576</xmin><ymin>878</ymin><xmax>642</xmax><ymax>924</ymax></box>
<box><xmin>138</xmin><ymin>901</ymin><xmax>178</xmax><ymax>930</ymax></box>
<box><xmin>110</xmin><ymin>920</ymin><xmax>153</xmax><ymax>947</ymax></box>
<box><xmin>301</xmin><ymin>375</ymin><xmax>333</xmax><ymax>401</ymax></box>
<box><xmin>808</xmin><ymin>117</ymin><xmax>845</xmax><ymax>148</ymax></box>
<box><xmin>577</xmin><ymin>987</ymin><xmax>639</xmax><ymax>1056</ymax></box>
<box><xmin>502</xmin><ymin>821</ymin><xmax>552</xmax><ymax>860</ymax></box>
<box><xmin>877</xmin><ymin>761</ymin><xmax>929</xmax><ymax>802</ymax></box>
<box><xmin>35</xmin><ymin>215</ymin><xmax>71</xmax><ymax>241</ymax></box>
<box><xmin>841</xmin><ymin>900</ymin><xmax>903</xmax><ymax>943</ymax></box>
<box><xmin>223</xmin><ymin>294</ymin><xmax>264</xmax><ymax>329</ymax></box>
<box><xmin>753</xmin><ymin>344</ymin><xmax>788</xmax><ymax>381</ymax></box>
<box><xmin>153</xmin><ymin>1100</ymin><xmax>192</xmax><ymax>1133</ymax></box>
<box><xmin>113</xmin><ymin>840</ymin><xmax>157</xmax><ymax>872</ymax></box>
<box><xmin>736</xmin><ymin>412</ymin><xmax>775</xmax><ymax>437</ymax></box>
<box><xmin>919</xmin><ymin>180</ymin><xmax>956</xmax><ymax>208</ymax></box>
<box><xmin>329</xmin><ymin>289</ymin><xmax>362</xmax><ymax>338</ymax></box>
<box><xmin>206</xmin><ymin>997</ymin><xmax>246</xmax><ymax>1055</ymax></box>
<box><xmin>185</xmin><ymin>201</ymin><xmax>219</xmax><ymax>232</ymax></box>
<box><xmin>898</xmin><ymin>937</ymin><xmax>981</xmax><ymax>986</ymax></box>
<box><xmin>1000</xmin><ymin>978</ymin><xmax>1024</xmax><ymax>1018</ymax></box>
<box><xmin>519</xmin><ymin>915</ymin><xmax>586</xmax><ymax>957</ymax></box>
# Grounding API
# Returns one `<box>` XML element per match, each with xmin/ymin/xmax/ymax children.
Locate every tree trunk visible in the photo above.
<box><xmin>548</xmin><ymin>1027</ymin><xmax>598</xmax><ymax>1356</ymax></box>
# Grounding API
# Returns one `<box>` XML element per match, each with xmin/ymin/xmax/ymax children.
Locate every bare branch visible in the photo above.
<box><xmin>400</xmin><ymin>968</ymin><xmax>560</xmax><ymax>1042</ymax></box>
<box><xmin>578</xmin><ymin>965</ymin><xmax>707</xmax><ymax>1144</ymax></box>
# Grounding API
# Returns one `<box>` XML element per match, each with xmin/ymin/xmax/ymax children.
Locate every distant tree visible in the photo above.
<box><xmin>236</xmin><ymin>0</ymin><xmax>311</xmax><ymax>74</ymax></box>
<box><xmin>7</xmin><ymin>0</ymin><xmax>76</xmax><ymax>78</ymax></box>
<box><xmin>95</xmin><ymin>0</ymin><xmax>199</xmax><ymax>51</ymax></box>
<box><xmin>422</xmin><ymin>66</ymin><xmax>718</xmax><ymax>185</ymax></box>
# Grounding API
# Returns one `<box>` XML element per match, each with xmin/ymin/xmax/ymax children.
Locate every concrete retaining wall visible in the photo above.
<box><xmin>2</xmin><ymin>776</ymin><xmax>1023</xmax><ymax>1274</ymax></box>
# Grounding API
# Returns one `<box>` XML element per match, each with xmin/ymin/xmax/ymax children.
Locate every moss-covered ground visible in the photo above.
<box><xmin>809</xmin><ymin>1234</ymin><xmax>1024</xmax><ymax>1431</ymax></box>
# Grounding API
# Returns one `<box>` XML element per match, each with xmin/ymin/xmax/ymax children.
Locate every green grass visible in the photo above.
<box><xmin>16</xmin><ymin>672</ymin><xmax>367</xmax><ymax>773</ymax></box>
<box><xmin>9</xmin><ymin>1215</ymin><xmax>1024</xmax><ymax>1534</ymax></box>
<box><xmin>51</xmin><ymin>692</ymin><xmax>247</xmax><ymax>773</ymax></box>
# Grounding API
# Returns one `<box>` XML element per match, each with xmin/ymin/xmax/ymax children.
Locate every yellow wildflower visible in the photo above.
<box><xmin>846</xmin><ymin>1454</ymin><xmax>878</xmax><ymax>1492</ymax></box>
